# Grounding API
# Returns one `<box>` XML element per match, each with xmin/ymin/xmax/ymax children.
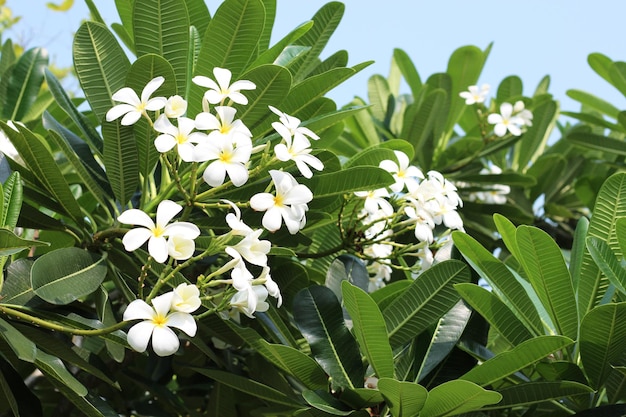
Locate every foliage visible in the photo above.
<box><xmin>1</xmin><ymin>0</ymin><xmax>626</xmax><ymax>416</ymax></box>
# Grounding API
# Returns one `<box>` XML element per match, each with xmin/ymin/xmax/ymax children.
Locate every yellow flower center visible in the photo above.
<box><xmin>219</xmin><ymin>124</ymin><xmax>232</xmax><ymax>135</ymax></box>
<box><xmin>152</xmin><ymin>314</ymin><xmax>167</xmax><ymax>327</ymax></box>
<box><xmin>274</xmin><ymin>194</ymin><xmax>284</xmax><ymax>207</ymax></box>
<box><xmin>152</xmin><ymin>224</ymin><xmax>166</xmax><ymax>237</ymax></box>
<box><xmin>176</xmin><ymin>133</ymin><xmax>187</xmax><ymax>144</ymax></box>
<box><xmin>219</xmin><ymin>151</ymin><xmax>233</xmax><ymax>163</ymax></box>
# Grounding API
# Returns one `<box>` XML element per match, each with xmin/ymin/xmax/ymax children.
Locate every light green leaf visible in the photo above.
<box><xmin>31</xmin><ymin>247</ymin><xmax>108</xmax><ymax>305</ymax></box>
<box><xmin>383</xmin><ymin>260</ymin><xmax>470</xmax><ymax>348</ymax></box>
<box><xmin>251</xmin><ymin>21</ymin><xmax>313</xmax><ymax>68</ymax></box>
<box><xmin>496</xmin><ymin>75</ymin><xmax>523</xmax><ymax>101</ymax></box>
<box><xmin>580</xmin><ymin>302</ymin><xmax>626</xmax><ymax>390</ymax></box>
<box><xmin>73</xmin><ymin>21</ymin><xmax>131</xmax><ymax>122</ymax></box>
<box><xmin>377</xmin><ymin>378</ymin><xmax>427</xmax><ymax>417</ymax></box>
<box><xmin>133</xmin><ymin>0</ymin><xmax>189</xmax><ymax>93</ymax></box>
<box><xmin>566</xmin><ymin>89</ymin><xmax>620</xmax><ymax>118</ymax></box>
<box><xmin>515</xmin><ymin>226</ymin><xmax>578</xmax><ymax>339</ymax></box>
<box><xmin>293</xmin><ymin>285</ymin><xmax>364</xmax><ymax>390</ymax></box>
<box><xmin>1</xmin><ymin>171</ymin><xmax>22</xmax><ymax>229</ymax></box>
<box><xmin>567</xmin><ymin>131</ymin><xmax>626</xmax><ymax>156</ymax></box>
<box><xmin>420</xmin><ymin>380</ymin><xmax>502</xmax><ymax>417</ymax></box>
<box><xmin>301</xmin><ymin>166</ymin><xmax>393</xmax><ymax>197</ymax></box>
<box><xmin>3</xmin><ymin>47</ymin><xmax>48</xmax><ymax>120</ymax></box>
<box><xmin>342</xmin><ymin>281</ymin><xmax>394</xmax><ymax>379</ymax></box>
<box><xmin>511</xmin><ymin>99</ymin><xmax>558</xmax><ymax>171</ymax></box>
<box><xmin>587</xmin><ymin>237</ymin><xmax>626</xmax><ymax>295</ymax></box>
<box><xmin>1</xmin><ymin>259</ymin><xmax>36</xmax><ymax>306</ymax></box>
<box><xmin>0</xmin><ymin>228</ymin><xmax>48</xmax><ymax>256</ymax></box>
<box><xmin>569</xmin><ymin>216</ymin><xmax>590</xmax><ymax>291</ymax></box>
<box><xmin>460</xmin><ymin>335</ymin><xmax>573</xmax><ymax>387</ymax></box>
<box><xmin>393</xmin><ymin>48</ymin><xmax>421</xmax><ymax>98</ymax></box>
<box><xmin>0</xmin><ymin>317</ymin><xmax>37</xmax><ymax>362</ymax></box>
<box><xmin>183</xmin><ymin>0</ymin><xmax>211</xmax><ymax>36</ymax></box>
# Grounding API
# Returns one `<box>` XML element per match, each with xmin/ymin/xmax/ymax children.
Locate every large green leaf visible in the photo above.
<box><xmin>420</xmin><ymin>380</ymin><xmax>502</xmax><ymax>417</ymax></box>
<box><xmin>515</xmin><ymin>225</ymin><xmax>578</xmax><ymax>339</ymax></box>
<box><xmin>3</xmin><ymin>47</ymin><xmax>48</xmax><ymax>120</ymax></box>
<box><xmin>133</xmin><ymin>0</ymin><xmax>189</xmax><ymax>93</ymax></box>
<box><xmin>0</xmin><ymin>317</ymin><xmax>37</xmax><ymax>362</ymax></box>
<box><xmin>1</xmin><ymin>122</ymin><xmax>84</xmax><ymax>224</ymax></box>
<box><xmin>566</xmin><ymin>89</ymin><xmax>620</xmax><ymax>119</ymax></box>
<box><xmin>291</xmin><ymin>2</ymin><xmax>344</xmax><ymax>82</ymax></box>
<box><xmin>1</xmin><ymin>171</ymin><xmax>22</xmax><ymax>229</ymax></box>
<box><xmin>102</xmin><ymin>120</ymin><xmax>139</xmax><ymax>205</ymax></box>
<box><xmin>73</xmin><ymin>21</ymin><xmax>131</xmax><ymax>122</ymax></box>
<box><xmin>587</xmin><ymin>237</ymin><xmax>626</xmax><ymax>295</ymax></box>
<box><xmin>578</xmin><ymin>173</ymin><xmax>626</xmax><ymax>320</ymax></box>
<box><xmin>452</xmin><ymin>231</ymin><xmax>542</xmax><ymax>335</ymax></box>
<box><xmin>342</xmin><ymin>281</ymin><xmax>394</xmax><ymax>379</ymax></box>
<box><xmin>377</xmin><ymin>378</ymin><xmax>427</xmax><ymax>417</ymax></box>
<box><xmin>302</xmin><ymin>390</ymin><xmax>353</xmax><ymax>416</ymax></box>
<box><xmin>293</xmin><ymin>285</ymin><xmax>364</xmax><ymax>390</ymax></box>
<box><xmin>580</xmin><ymin>302</ymin><xmax>626</xmax><ymax>390</ymax></box>
<box><xmin>393</xmin><ymin>48</ymin><xmax>421</xmax><ymax>98</ymax></box>
<box><xmin>492</xmin><ymin>381</ymin><xmax>593</xmax><ymax>409</ymax></box>
<box><xmin>302</xmin><ymin>166</ymin><xmax>393</xmax><ymax>197</ymax></box>
<box><xmin>31</xmin><ymin>247</ymin><xmax>108</xmax><ymax>305</ymax></box>
<box><xmin>460</xmin><ymin>335</ymin><xmax>573</xmax><ymax>387</ymax></box>
<box><xmin>511</xmin><ymin>99</ymin><xmax>558</xmax><ymax>171</ymax></box>
<box><xmin>0</xmin><ymin>228</ymin><xmax>48</xmax><ymax>256</ymax></box>
<box><xmin>383</xmin><ymin>260</ymin><xmax>470</xmax><ymax>348</ymax></box>
<box><xmin>188</xmin><ymin>0</ymin><xmax>265</xmax><ymax>116</ymax></box>
<box><xmin>455</xmin><ymin>283</ymin><xmax>533</xmax><ymax>347</ymax></box>
<box><xmin>250</xmin><ymin>21</ymin><xmax>313</xmax><ymax>68</ymax></box>
<box><xmin>183</xmin><ymin>0</ymin><xmax>211</xmax><ymax>36</ymax></box>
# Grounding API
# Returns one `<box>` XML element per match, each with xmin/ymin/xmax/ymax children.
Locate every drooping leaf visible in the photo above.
<box><xmin>377</xmin><ymin>378</ymin><xmax>427</xmax><ymax>417</ymax></box>
<box><xmin>460</xmin><ymin>335</ymin><xmax>574</xmax><ymax>387</ymax></box>
<box><xmin>0</xmin><ymin>228</ymin><xmax>48</xmax><ymax>256</ymax></box>
<box><xmin>342</xmin><ymin>281</ymin><xmax>394</xmax><ymax>379</ymax></box>
<box><xmin>493</xmin><ymin>381</ymin><xmax>593</xmax><ymax>409</ymax></box>
<box><xmin>302</xmin><ymin>390</ymin><xmax>353</xmax><ymax>416</ymax></box>
<box><xmin>420</xmin><ymin>380</ymin><xmax>502</xmax><ymax>417</ymax></box>
<box><xmin>31</xmin><ymin>247</ymin><xmax>108</xmax><ymax>305</ymax></box>
<box><xmin>293</xmin><ymin>285</ymin><xmax>364</xmax><ymax>390</ymax></box>
<box><xmin>0</xmin><ymin>317</ymin><xmax>37</xmax><ymax>362</ymax></box>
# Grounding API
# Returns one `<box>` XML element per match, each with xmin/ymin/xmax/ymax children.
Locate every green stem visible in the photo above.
<box><xmin>0</xmin><ymin>305</ymin><xmax>128</xmax><ymax>336</ymax></box>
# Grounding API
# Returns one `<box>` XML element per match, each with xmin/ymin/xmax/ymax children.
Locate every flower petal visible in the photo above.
<box><xmin>152</xmin><ymin>292</ymin><xmax>174</xmax><ymax>317</ymax></box>
<box><xmin>122</xmin><ymin>227</ymin><xmax>153</xmax><ymax>251</ymax></box>
<box><xmin>149</xmin><ymin>236</ymin><xmax>169</xmax><ymax>263</ymax></box>
<box><xmin>112</xmin><ymin>87</ymin><xmax>140</xmax><ymax>105</ymax></box>
<box><xmin>167</xmin><ymin>312</ymin><xmax>197</xmax><ymax>337</ymax></box>
<box><xmin>156</xmin><ymin>200</ymin><xmax>183</xmax><ymax>227</ymax></box>
<box><xmin>123</xmin><ymin>299</ymin><xmax>155</xmax><ymax>321</ymax></box>
<box><xmin>126</xmin><ymin>321</ymin><xmax>155</xmax><ymax>353</ymax></box>
<box><xmin>120</xmin><ymin>111</ymin><xmax>142</xmax><ymax>126</ymax></box>
<box><xmin>249</xmin><ymin>193</ymin><xmax>275</xmax><ymax>211</ymax></box>
<box><xmin>141</xmin><ymin>76</ymin><xmax>165</xmax><ymax>103</ymax></box>
<box><xmin>154</xmin><ymin>134</ymin><xmax>176</xmax><ymax>153</ymax></box>
<box><xmin>203</xmin><ymin>162</ymin><xmax>227</xmax><ymax>187</ymax></box>
<box><xmin>106</xmin><ymin>104</ymin><xmax>136</xmax><ymax>122</ymax></box>
<box><xmin>118</xmin><ymin>209</ymin><xmax>154</xmax><ymax>228</ymax></box>
<box><xmin>151</xmin><ymin>325</ymin><xmax>180</xmax><ymax>356</ymax></box>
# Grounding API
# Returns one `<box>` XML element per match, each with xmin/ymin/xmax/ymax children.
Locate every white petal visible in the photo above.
<box><xmin>168</xmin><ymin>236</ymin><xmax>195</xmax><ymax>260</ymax></box>
<box><xmin>154</xmin><ymin>134</ymin><xmax>176</xmax><ymax>153</ymax></box>
<box><xmin>123</xmin><ymin>299</ymin><xmax>155</xmax><ymax>321</ymax></box>
<box><xmin>152</xmin><ymin>292</ymin><xmax>174</xmax><ymax>317</ymax></box>
<box><xmin>149</xmin><ymin>236</ymin><xmax>169</xmax><ymax>263</ymax></box>
<box><xmin>118</xmin><ymin>209</ymin><xmax>154</xmax><ymax>228</ymax></box>
<box><xmin>120</xmin><ymin>111</ymin><xmax>142</xmax><ymax>126</ymax></box>
<box><xmin>151</xmin><ymin>326</ymin><xmax>180</xmax><ymax>356</ymax></box>
<box><xmin>165</xmin><ymin>222</ymin><xmax>201</xmax><ymax>239</ymax></box>
<box><xmin>494</xmin><ymin>124</ymin><xmax>507</xmax><ymax>137</ymax></box>
<box><xmin>487</xmin><ymin>113</ymin><xmax>502</xmax><ymax>124</ymax></box>
<box><xmin>226</xmin><ymin>163</ymin><xmax>249</xmax><ymax>187</ymax></box>
<box><xmin>106</xmin><ymin>104</ymin><xmax>135</xmax><ymax>122</ymax></box>
<box><xmin>204</xmin><ymin>90</ymin><xmax>224</xmax><ymax>104</ymax></box>
<box><xmin>112</xmin><ymin>87</ymin><xmax>140</xmax><ymax>105</ymax></box>
<box><xmin>195</xmin><ymin>112</ymin><xmax>221</xmax><ymax>131</ymax></box>
<box><xmin>192</xmin><ymin>75</ymin><xmax>219</xmax><ymax>90</ymax></box>
<box><xmin>213</xmin><ymin>67</ymin><xmax>232</xmax><ymax>89</ymax></box>
<box><xmin>122</xmin><ymin>228</ymin><xmax>153</xmax><ymax>251</ymax></box>
<box><xmin>145</xmin><ymin>97</ymin><xmax>167</xmax><ymax>111</ymax></box>
<box><xmin>141</xmin><ymin>76</ymin><xmax>165</xmax><ymax>103</ymax></box>
<box><xmin>154</xmin><ymin>114</ymin><xmax>178</xmax><ymax>136</ymax></box>
<box><xmin>156</xmin><ymin>200</ymin><xmax>183</xmax><ymax>227</ymax></box>
<box><xmin>227</xmin><ymin>92</ymin><xmax>248</xmax><ymax>105</ymax></box>
<box><xmin>177</xmin><ymin>142</ymin><xmax>196</xmax><ymax>162</ymax></box>
<box><xmin>126</xmin><ymin>321</ymin><xmax>155</xmax><ymax>353</ymax></box>
<box><xmin>250</xmin><ymin>193</ymin><xmax>276</xmax><ymax>211</ymax></box>
<box><xmin>203</xmin><ymin>162</ymin><xmax>227</xmax><ymax>187</ymax></box>
<box><xmin>262</xmin><ymin>207</ymin><xmax>283</xmax><ymax>232</ymax></box>
<box><xmin>274</xmin><ymin>144</ymin><xmax>291</xmax><ymax>162</ymax></box>
<box><xmin>166</xmin><ymin>312</ymin><xmax>197</xmax><ymax>337</ymax></box>
<box><xmin>229</xmin><ymin>79</ymin><xmax>256</xmax><ymax>91</ymax></box>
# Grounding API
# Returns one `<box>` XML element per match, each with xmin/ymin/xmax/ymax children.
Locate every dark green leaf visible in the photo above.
<box><xmin>377</xmin><ymin>378</ymin><xmax>427</xmax><ymax>417</ymax></box>
<box><xmin>3</xmin><ymin>48</ymin><xmax>48</xmax><ymax>120</ymax></box>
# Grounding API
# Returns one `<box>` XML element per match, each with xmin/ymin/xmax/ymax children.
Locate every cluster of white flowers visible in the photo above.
<box><xmin>459</xmin><ymin>84</ymin><xmax>533</xmax><ymax>137</ymax></box>
<box><xmin>354</xmin><ymin>151</ymin><xmax>464</xmax><ymax>290</ymax></box>
<box><xmin>108</xmin><ymin>68</ymin><xmax>324</xmax><ymax>355</ymax></box>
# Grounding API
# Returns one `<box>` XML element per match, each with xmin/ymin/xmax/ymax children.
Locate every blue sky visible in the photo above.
<box><xmin>7</xmin><ymin>0</ymin><xmax>626</xmax><ymax>113</ymax></box>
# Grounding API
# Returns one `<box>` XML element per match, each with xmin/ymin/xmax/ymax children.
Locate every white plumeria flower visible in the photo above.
<box><xmin>118</xmin><ymin>200</ymin><xmax>201</xmax><ymax>263</ymax></box>
<box><xmin>487</xmin><ymin>102</ymin><xmax>525</xmax><ymax>137</ymax></box>
<box><xmin>274</xmin><ymin>134</ymin><xmax>324</xmax><ymax>179</ymax></box>
<box><xmin>379</xmin><ymin>150</ymin><xmax>424</xmax><ymax>193</ymax></box>
<box><xmin>164</xmin><ymin>95</ymin><xmax>188</xmax><ymax>118</ymax></box>
<box><xmin>227</xmin><ymin>229</ymin><xmax>271</xmax><ymax>267</ymax></box>
<box><xmin>195</xmin><ymin>135</ymin><xmax>252</xmax><ymax>187</ymax></box>
<box><xmin>354</xmin><ymin>188</ymin><xmax>394</xmax><ymax>217</ymax></box>
<box><xmin>171</xmin><ymin>283</ymin><xmax>201</xmax><ymax>313</ymax></box>
<box><xmin>427</xmin><ymin>199</ymin><xmax>464</xmax><ymax>230</ymax></box>
<box><xmin>468</xmin><ymin>164</ymin><xmax>511</xmax><ymax>205</ymax></box>
<box><xmin>167</xmin><ymin>235</ymin><xmax>197</xmax><ymax>260</ymax></box>
<box><xmin>513</xmin><ymin>100</ymin><xmax>533</xmax><ymax>127</ymax></box>
<box><xmin>192</xmin><ymin>67</ymin><xmax>256</xmax><ymax>105</ymax></box>
<box><xmin>269</xmin><ymin>106</ymin><xmax>320</xmax><ymax>143</ymax></box>
<box><xmin>153</xmin><ymin>115</ymin><xmax>207</xmax><ymax>162</ymax></box>
<box><xmin>259</xmin><ymin>266</ymin><xmax>282</xmax><ymax>307</ymax></box>
<box><xmin>230</xmin><ymin>286</ymin><xmax>270</xmax><ymax>318</ymax></box>
<box><xmin>459</xmin><ymin>84</ymin><xmax>490</xmax><ymax>105</ymax></box>
<box><xmin>195</xmin><ymin>106</ymin><xmax>252</xmax><ymax>147</ymax></box>
<box><xmin>250</xmin><ymin>170</ymin><xmax>313</xmax><ymax>234</ymax></box>
<box><xmin>123</xmin><ymin>292</ymin><xmax>197</xmax><ymax>357</ymax></box>
<box><xmin>405</xmin><ymin>202</ymin><xmax>436</xmax><ymax>243</ymax></box>
<box><xmin>106</xmin><ymin>76</ymin><xmax>167</xmax><ymax>126</ymax></box>
<box><xmin>222</xmin><ymin>199</ymin><xmax>253</xmax><ymax>235</ymax></box>
<box><xmin>224</xmin><ymin>247</ymin><xmax>255</xmax><ymax>292</ymax></box>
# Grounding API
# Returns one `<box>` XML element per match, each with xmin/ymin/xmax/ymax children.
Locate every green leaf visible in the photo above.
<box><xmin>420</xmin><ymin>380</ymin><xmax>502</xmax><ymax>417</ymax></box>
<box><xmin>96</xmin><ymin>287</ymin><xmax>125</xmax><ymax>363</ymax></box>
<box><xmin>183</xmin><ymin>0</ymin><xmax>211</xmax><ymax>36</ymax></box>
<box><xmin>566</xmin><ymin>89</ymin><xmax>620</xmax><ymax>119</ymax></box>
<box><xmin>0</xmin><ymin>228</ymin><xmax>48</xmax><ymax>256</ymax></box>
<box><xmin>393</xmin><ymin>48</ymin><xmax>421</xmax><ymax>98</ymax></box>
<box><xmin>3</xmin><ymin>47</ymin><xmax>48</xmax><ymax>120</ymax></box>
<box><xmin>250</xmin><ymin>21</ymin><xmax>313</xmax><ymax>68</ymax></box>
<box><xmin>1</xmin><ymin>171</ymin><xmax>22</xmax><ymax>229</ymax></box>
<box><xmin>133</xmin><ymin>0</ymin><xmax>189</xmax><ymax>93</ymax></box>
<box><xmin>511</xmin><ymin>99</ymin><xmax>558</xmax><ymax>170</ymax></box>
<box><xmin>377</xmin><ymin>378</ymin><xmax>427</xmax><ymax>417</ymax></box>
<box><xmin>515</xmin><ymin>225</ymin><xmax>578</xmax><ymax>339</ymax></box>
<box><xmin>1</xmin><ymin>122</ymin><xmax>84</xmax><ymax>223</ymax></box>
<box><xmin>567</xmin><ymin>131</ymin><xmax>626</xmax><ymax>156</ymax></box>
<box><xmin>455</xmin><ymin>283</ymin><xmax>534</xmax><ymax>347</ymax></box>
<box><xmin>570</xmin><ymin>216</ymin><xmax>590</xmax><ymax>291</ymax></box>
<box><xmin>73</xmin><ymin>21</ymin><xmax>131</xmax><ymax>122</ymax></box>
<box><xmin>102</xmin><ymin>120</ymin><xmax>139</xmax><ymax>205</ymax></box>
<box><xmin>587</xmin><ymin>237</ymin><xmax>626</xmax><ymax>295</ymax></box>
<box><xmin>342</xmin><ymin>281</ymin><xmax>394</xmax><ymax>379</ymax></box>
<box><xmin>578</xmin><ymin>173</ymin><xmax>626</xmax><ymax>320</ymax></box>
<box><xmin>291</xmin><ymin>2</ymin><xmax>344</xmax><ymax>81</ymax></box>
<box><xmin>189</xmin><ymin>0</ymin><xmax>265</xmax><ymax>115</ymax></box>
<box><xmin>293</xmin><ymin>285</ymin><xmax>364</xmax><ymax>390</ymax></box>
<box><xmin>496</xmin><ymin>75</ymin><xmax>523</xmax><ymax>101</ymax></box>
<box><xmin>192</xmin><ymin>368</ymin><xmax>301</xmax><ymax>407</ymax></box>
<box><xmin>34</xmin><ymin>350</ymin><xmax>87</xmax><ymax>396</ymax></box>
<box><xmin>383</xmin><ymin>260</ymin><xmax>470</xmax><ymax>348</ymax></box>
<box><xmin>343</xmin><ymin>140</ymin><xmax>414</xmax><ymax>169</ymax></box>
<box><xmin>31</xmin><ymin>247</ymin><xmax>108</xmax><ymax>305</ymax></box>
<box><xmin>302</xmin><ymin>166</ymin><xmax>393</xmax><ymax>197</ymax></box>
<box><xmin>326</xmin><ymin>255</ymin><xmax>369</xmax><ymax>301</ymax></box>
<box><xmin>493</xmin><ymin>381</ymin><xmax>593</xmax><ymax>409</ymax></box>
<box><xmin>0</xmin><ymin>317</ymin><xmax>37</xmax><ymax>362</ymax></box>
<box><xmin>302</xmin><ymin>390</ymin><xmax>353</xmax><ymax>416</ymax></box>
<box><xmin>460</xmin><ymin>335</ymin><xmax>573</xmax><ymax>387</ymax></box>
<box><xmin>580</xmin><ymin>302</ymin><xmax>626</xmax><ymax>389</ymax></box>
<box><xmin>1</xmin><ymin>259</ymin><xmax>37</xmax><ymax>306</ymax></box>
